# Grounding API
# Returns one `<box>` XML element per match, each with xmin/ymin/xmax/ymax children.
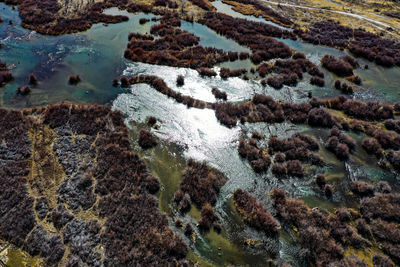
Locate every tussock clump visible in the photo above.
<box><xmin>198</xmin><ymin>203</ymin><xmax>219</xmax><ymax>231</ymax></box>
<box><xmin>361</xmin><ymin>137</ymin><xmax>383</xmax><ymax>157</ymax></box>
<box><xmin>211</xmin><ymin>88</ymin><xmax>227</xmax><ymax>101</ymax></box>
<box><xmin>346</xmin><ymin>75</ymin><xmax>362</xmax><ymax>85</ymax></box>
<box><xmin>17</xmin><ymin>85</ymin><xmax>31</xmax><ymax>95</ymax></box>
<box><xmin>146</xmin><ymin>116</ymin><xmax>157</xmax><ymax>126</ymax></box>
<box><xmin>321</xmin><ymin>55</ymin><xmax>354</xmax><ymax>77</ymax></box>
<box><xmin>176</xmin><ymin>75</ymin><xmax>184</xmax><ymax>86</ymax></box>
<box><xmin>251</xmin><ymin>132</ymin><xmax>264</xmax><ymax>140</ymax></box>
<box><xmin>326</xmin><ymin>136</ymin><xmax>350</xmax><ymax>160</ymax></box>
<box><xmin>219</xmin><ymin>67</ymin><xmax>246</xmax><ymax>79</ymax></box>
<box><xmin>68</xmin><ymin>75</ymin><xmax>81</xmax><ymax>85</ymax></box>
<box><xmin>324</xmin><ymin>184</ymin><xmax>333</xmax><ymax>197</ymax></box>
<box><xmin>325</xmin><ymin>127</ymin><xmax>355</xmax><ymax>160</ymax></box>
<box><xmin>238</xmin><ymin>138</ymin><xmax>271</xmax><ymax>173</ymax></box>
<box><xmin>0</xmin><ymin>103</ymin><xmax>188</xmax><ymax>266</ymax></box>
<box><xmin>125</xmin><ymin>13</ymin><xmax>233</xmax><ymax>69</ymax></box>
<box><xmin>297</xmin><ymin>20</ymin><xmax>400</xmax><ymax>67</ymax></box>
<box><xmin>184</xmin><ymin>223</ymin><xmax>193</xmax><ymax>237</ymax></box>
<box><xmin>286</xmin><ymin>160</ymin><xmax>304</xmax><ymax>177</ymax></box>
<box><xmin>375</xmin><ymin>181</ymin><xmax>392</xmax><ymax>194</ymax></box>
<box><xmin>256</xmin><ymin>63</ymin><xmax>271</xmax><ymax>78</ymax></box>
<box><xmin>271</xmin><ymin>189</ymin><xmax>369</xmax><ymax>266</ymax></box>
<box><xmin>274</xmin><ymin>152</ymin><xmax>285</xmax><ymax>163</ymax></box>
<box><xmin>233</xmin><ymin>189</ymin><xmax>280</xmax><ymax>235</ymax></box>
<box><xmin>272</xmin><ymin>163</ymin><xmax>287</xmax><ymax>176</ymax></box>
<box><xmin>310</xmin><ymin>76</ymin><xmax>324</xmax><ymax>87</ymax></box>
<box><xmin>373</xmin><ymin>130</ymin><xmax>400</xmax><ymax>150</ymax></box>
<box><xmin>334</xmin><ymin>80</ymin><xmax>354</xmax><ymax>94</ymax></box>
<box><xmin>292</xmin><ymin>52</ymin><xmax>305</xmax><ymax>59</ymax></box>
<box><xmin>263</xmin><ymin>57</ymin><xmax>324</xmax><ymax>88</ymax></box>
<box><xmin>28</xmin><ymin>73</ymin><xmax>38</xmax><ymax>85</ymax></box>
<box><xmin>0</xmin><ymin>61</ymin><xmax>13</xmax><ymax>86</ymax></box>
<box><xmin>267</xmin><ymin>133</ymin><xmax>320</xmax><ymax>176</ymax></box>
<box><xmin>267</xmin><ymin>75</ymin><xmax>284</xmax><ymax>89</ymax></box>
<box><xmin>174</xmin><ymin>190</ymin><xmax>191</xmax><ymax>213</ymax></box>
<box><xmin>308</xmin><ymin>107</ymin><xmax>338</xmax><ymax>128</ymax></box>
<box><xmin>138</xmin><ymin>129</ymin><xmax>158</xmax><ymax>149</ymax></box>
<box><xmin>139</xmin><ymin>18</ymin><xmax>149</xmax><ymax>24</ymax></box>
<box><xmin>197</xmin><ymin>67</ymin><xmax>217</xmax><ymax>77</ymax></box>
<box><xmin>112</xmin><ymin>78</ymin><xmax>119</xmax><ymax>87</ymax></box>
<box><xmin>360</xmin><ymin>193</ymin><xmax>400</xmax><ymax>223</ymax></box>
<box><xmin>340</xmin><ymin>55</ymin><xmax>360</xmax><ymax>68</ymax></box>
<box><xmin>316</xmin><ymin>174</ymin><xmax>326</xmax><ymax>189</ymax></box>
<box><xmin>178</xmin><ymin>159</ymin><xmax>227</xmax><ymax>208</ymax></box>
<box><xmin>18</xmin><ymin>0</ymin><xmax>129</xmax><ymax>35</ymax></box>
<box><xmin>384</xmin><ymin>119</ymin><xmax>400</xmax><ymax>134</ymax></box>
<box><xmin>351</xmin><ymin>181</ymin><xmax>374</xmax><ymax>197</ymax></box>
<box><xmin>198</xmin><ymin>12</ymin><xmax>294</xmax><ymax>65</ymax></box>
<box><xmin>387</xmin><ymin>150</ymin><xmax>400</xmax><ymax>171</ymax></box>
<box><xmin>343</xmin><ymin>99</ymin><xmax>393</xmax><ymax>121</ymax></box>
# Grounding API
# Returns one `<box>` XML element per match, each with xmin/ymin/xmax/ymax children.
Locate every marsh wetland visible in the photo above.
<box><xmin>1</xmin><ymin>0</ymin><xmax>400</xmax><ymax>266</ymax></box>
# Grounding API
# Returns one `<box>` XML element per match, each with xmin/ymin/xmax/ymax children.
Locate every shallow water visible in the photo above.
<box><xmin>280</xmin><ymin>38</ymin><xmax>400</xmax><ymax>102</ymax></box>
<box><xmin>181</xmin><ymin>20</ymin><xmax>251</xmax><ymax>53</ymax></box>
<box><xmin>1</xmin><ymin>3</ymin><xmax>400</xmax><ymax>266</ymax></box>
<box><xmin>211</xmin><ymin>0</ymin><xmax>292</xmax><ymax>31</ymax></box>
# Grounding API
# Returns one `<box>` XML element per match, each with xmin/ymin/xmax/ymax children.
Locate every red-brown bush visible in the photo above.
<box><xmin>308</xmin><ymin>107</ymin><xmax>338</xmax><ymax>128</ymax></box>
<box><xmin>198</xmin><ymin>12</ymin><xmax>294</xmax><ymax>65</ymax></box>
<box><xmin>198</xmin><ymin>203</ymin><xmax>219</xmax><ymax>231</ymax></box>
<box><xmin>297</xmin><ymin>20</ymin><xmax>400</xmax><ymax>67</ymax></box>
<box><xmin>0</xmin><ymin>103</ymin><xmax>188</xmax><ymax>266</ymax></box>
<box><xmin>138</xmin><ymin>129</ymin><xmax>158</xmax><ymax>149</ymax></box>
<box><xmin>125</xmin><ymin>14</ymin><xmax>233</xmax><ymax>69</ymax></box>
<box><xmin>321</xmin><ymin>54</ymin><xmax>354</xmax><ymax>77</ymax></box>
<box><xmin>179</xmin><ymin>159</ymin><xmax>227</xmax><ymax>208</ymax></box>
<box><xmin>28</xmin><ymin>73</ymin><xmax>37</xmax><ymax>85</ymax></box>
<box><xmin>238</xmin><ymin>138</ymin><xmax>271</xmax><ymax>173</ymax></box>
<box><xmin>310</xmin><ymin>76</ymin><xmax>324</xmax><ymax>87</ymax></box>
<box><xmin>361</xmin><ymin>137</ymin><xmax>383</xmax><ymax>157</ymax></box>
<box><xmin>17</xmin><ymin>85</ymin><xmax>31</xmax><ymax>95</ymax></box>
<box><xmin>384</xmin><ymin>119</ymin><xmax>400</xmax><ymax>134</ymax></box>
<box><xmin>316</xmin><ymin>174</ymin><xmax>326</xmax><ymax>189</ymax></box>
<box><xmin>286</xmin><ymin>160</ymin><xmax>304</xmax><ymax>177</ymax></box>
<box><xmin>68</xmin><ymin>75</ymin><xmax>81</xmax><ymax>85</ymax></box>
<box><xmin>343</xmin><ymin>99</ymin><xmax>393</xmax><ymax>121</ymax></box>
<box><xmin>197</xmin><ymin>67</ymin><xmax>217</xmax><ymax>77</ymax></box>
<box><xmin>18</xmin><ymin>0</ymin><xmax>130</xmax><ymax>35</ymax></box>
<box><xmin>351</xmin><ymin>181</ymin><xmax>375</xmax><ymax>197</ymax></box>
<box><xmin>233</xmin><ymin>189</ymin><xmax>280</xmax><ymax>235</ymax></box>
<box><xmin>0</xmin><ymin>61</ymin><xmax>13</xmax><ymax>86</ymax></box>
<box><xmin>211</xmin><ymin>88</ymin><xmax>227</xmax><ymax>101</ymax></box>
<box><xmin>176</xmin><ymin>75</ymin><xmax>184</xmax><ymax>86</ymax></box>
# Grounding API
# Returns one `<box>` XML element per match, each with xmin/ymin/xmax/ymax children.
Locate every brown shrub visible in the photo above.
<box><xmin>233</xmin><ymin>189</ymin><xmax>280</xmax><ymax>235</ymax></box>
<box><xmin>138</xmin><ymin>129</ymin><xmax>158</xmax><ymax>149</ymax></box>
<box><xmin>179</xmin><ymin>159</ymin><xmax>227</xmax><ymax>208</ymax></box>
